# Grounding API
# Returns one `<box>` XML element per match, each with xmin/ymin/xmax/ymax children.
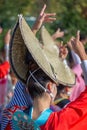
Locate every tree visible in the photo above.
<box><xmin>46</xmin><ymin>0</ymin><xmax>87</xmax><ymax>41</ymax></box>
<box><xmin>0</xmin><ymin>0</ymin><xmax>87</xmax><ymax>48</ymax></box>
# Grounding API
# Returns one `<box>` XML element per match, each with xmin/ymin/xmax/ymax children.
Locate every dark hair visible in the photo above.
<box><xmin>0</xmin><ymin>22</ymin><xmax>3</xmax><ymax>28</ymax></box>
<box><xmin>67</xmin><ymin>47</ymin><xmax>74</xmax><ymax>68</ymax></box>
<box><xmin>56</xmin><ymin>84</ymin><xmax>65</xmax><ymax>95</ymax></box>
<box><xmin>25</xmin><ymin>50</ymin><xmax>53</xmax><ymax>99</ymax></box>
<box><xmin>56</xmin><ymin>84</ymin><xmax>70</xmax><ymax>108</ymax></box>
<box><xmin>80</xmin><ymin>33</ymin><xmax>87</xmax><ymax>41</ymax></box>
<box><xmin>27</xmin><ymin>69</ymin><xmax>53</xmax><ymax>99</ymax></box>
<box><xmin>25</xmin><ymin>50</ymin><xmax>34</xmax><ymax>64</ymax></box>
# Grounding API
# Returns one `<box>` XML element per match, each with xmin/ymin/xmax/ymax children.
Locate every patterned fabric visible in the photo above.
<box><xmin>1</xmin><ymin>81</ymin><xmax>32</xmax><ymax>130</ymax></box>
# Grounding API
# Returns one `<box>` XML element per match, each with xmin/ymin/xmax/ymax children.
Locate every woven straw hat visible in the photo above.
<box><xmin>40</xmin><ymin>26</ymin><xmax>75</xmax><ymax>86</ymax></box>
<box><xmin>9</xmin><ymin>15</ymin><xmax>75</xmax><ymax>86</ymax></box>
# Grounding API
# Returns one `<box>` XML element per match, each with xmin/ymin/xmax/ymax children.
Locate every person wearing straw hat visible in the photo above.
<box><xmin>1</xmin><ymin>4</ymin><xmax>58</xmax><ymax>130</ymax></box>
<box><xmin>4</xmin><ymin>8</ymin><xmax>87</xmax><ymax>130</ymax></box>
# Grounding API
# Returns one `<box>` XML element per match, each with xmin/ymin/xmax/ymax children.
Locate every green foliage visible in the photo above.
<box><xmin>0</xmin><ymin>0</ymin><xmax>87</xmax><ymax>48</ymax></box>
<box><xmin>47</xmin><ymin>0</ymin><xmax>87</xmax><ymax>42</ymax></box>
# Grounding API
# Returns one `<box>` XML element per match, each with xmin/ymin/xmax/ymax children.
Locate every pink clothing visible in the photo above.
<box><xmin>70</xmin><ymin>64</ymin><xmax>85</xmax><ymax>101</ymax></box>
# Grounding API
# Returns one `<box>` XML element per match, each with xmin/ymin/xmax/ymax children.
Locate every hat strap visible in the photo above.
<box><xmin>27</xmin><ymin>68</ymin><xmax>54</xmax><ymax>98</ymax></box>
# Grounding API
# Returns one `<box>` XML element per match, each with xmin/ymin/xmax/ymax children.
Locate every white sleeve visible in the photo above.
<box><xmin>4</xmin><ymin>44</ymin><xmax>9</xmax><ymax>61</ymax></box>
<box><xmin>81</xmin><ymin>60</ymin><xmax>87</xmax><ymax>85</ymax></box>
<box><xmin>71</xmin><ymin>50</ymin><xmax>81</xmax><ymax>65</ymax></box>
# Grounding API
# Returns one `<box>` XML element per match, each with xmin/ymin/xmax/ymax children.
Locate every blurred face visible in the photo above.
<box><xmin>65</xmin><ymin>87</ymin><xmax>73</xmax><ymax>98</ymax></box>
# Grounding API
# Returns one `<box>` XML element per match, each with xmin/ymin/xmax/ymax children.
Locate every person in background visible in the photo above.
<box><xmin>54</xmin><ymin>42</ymin><xmax>70</xmax><ymax>108</ymax></box>
<box><xmin>1</xmin><ymin>81</ymin><xmax>32</xmax><ymax>130</ymax></box>
<box><xmin>6</xmin><ymin>70</ymin><xmax>18</xmax><ymax>104</ymax></box>
<box><xmin>67</xmin><ymin>33</ymin><xmax>86</xmax><ymax>101</ymax></box>
<box><xmin>80</xmin><ymin>33</ymin><xmax>87</xmax><ymax>45</ymax></box>
<box><xmin>23</xmin><ymin>30</ymin><xmax>87</xmax><ymax>130</ymax></box>
<box><xmin>54</xmin><ymin>84</ymin><xmax>70</xmax><ymax>109</ymax></box>
<box><xmin>12</xmin><ymin>29</ymin><xmax>87</xmax><ymax>130</ymax></box>
<box><xmin>0</xmin><ymin>29</ymin><xmax>11</xmax><ymax>108</ymax></box>
<box><xmin>0</xmin><ymin>29</ymin><xmax>11</xmax><ymax>129</ymax></box>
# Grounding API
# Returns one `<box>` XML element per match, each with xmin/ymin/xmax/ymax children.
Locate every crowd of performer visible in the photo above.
<box><xmin>0</xmin><ymin>4</ymin><xmax>87</xmax><ymax>130</ymax></box>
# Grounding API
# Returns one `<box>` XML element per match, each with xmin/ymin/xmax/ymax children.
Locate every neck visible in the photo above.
<box><xmin>32</xmin><ymin>94</ymin><xmax>51</xmax><ymax>120</ymax></box>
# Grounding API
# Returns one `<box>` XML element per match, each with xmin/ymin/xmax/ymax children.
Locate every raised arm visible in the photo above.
<box><xmin>52</xmin><ymin>28</ymin><xmax>64</xmax><ymax>40</ymax></box>
<box><xmin>32</xmin><ymin>4</ymin><xmax>56</xmax><ymax>35</ymax></box>
<box><xmin>54</xmin><ymin>32</ymin><xmax>87</xmax><ymax>130</ymax></box>
<box><xmin>4</xmin><ymin>29</ymin><xmax>11</xmax><ymax>61</ymax></box>
<box><xmin>67</xmin><ymin>36</ymin><xmax>81</xmax><ymax>65</ymax></box>
<box><xmin>71</xmin><ymin>31</ymin><xmax>87</xmax><ymax>84</ymax></box>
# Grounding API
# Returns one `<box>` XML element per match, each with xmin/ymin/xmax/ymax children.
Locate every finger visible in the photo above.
<box><xmin>60</xmin><ymin>41</ymin><xmax>63</xmax><ymax>46</ymax></box>
<box><xmin>44</xmin><ymin>18</ymin><xmax>56</xmax><ymax>23</ymax></box>
<box><xmin>8</xmin><ymin>29</ymin><xmax>11</xmax><ymax>33</ymax></box>
<box><xmin>40</xmin><ymin>4</ymin><xmax>46</xmax><ymax>16</ymax></box>
<box><xmin>56</xmin><ymin>28</ymin><xmax>60</xmax><ymax>32</ymax></box>
<box><xmin>45</xmin><ymin>13</ymin><xmax>56</xmax><ymax>17</ymax></box>
<box><xmin>76</xmin><ymin>30</ymin><xmax>80</xmax><ymax>42</ymax></box>
<box><xmin>71</xmin><ymin>39</ymin><xmax>75</xmax><ymax>47</ymax></box>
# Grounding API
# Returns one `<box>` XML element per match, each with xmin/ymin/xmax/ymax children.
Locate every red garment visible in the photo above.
<box><xmin>5</xmin><ymin>123</ymin><xmax>11</xmax><ymax>130</ymax></box>
<box><xmin>0</xmin><ymin>61</ymin><xmax>10</xmax><ymax>105</ymax></box>
<box><xmin>40</xmin><ymin>87</ymin><xmax>87</xmax><ymax>130</ymax></box>
<box><xmin>5</xmin><ymin>87</ymin><xmax>87</xmax><ymax>130</ymax></box>
<box><xmin>0</xmin><ymin>61</ymin><xmax>10</xmax><ymax>78</ymax></box>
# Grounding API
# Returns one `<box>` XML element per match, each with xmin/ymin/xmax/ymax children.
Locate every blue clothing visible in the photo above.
<box><xmin>1</xmin><ymin>81</ymin><xmax>32</xmax><ymax>130</ymax></box>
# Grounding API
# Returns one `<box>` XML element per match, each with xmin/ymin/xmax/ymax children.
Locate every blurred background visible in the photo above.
<box><xmin>0</xmin><ymin>0</ymin><xmax>87</xmax><ymax>49</ymax></box>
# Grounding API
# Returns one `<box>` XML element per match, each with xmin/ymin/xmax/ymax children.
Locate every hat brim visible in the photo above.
<box><xmin>9</xmin><ymin>15</ymin><xmax>75</xmax><ymax>86</ymax></box>
<box><xmin>9</xmin><ymin>20</ymin><xmax>29</xmax><ymax>83</ymax></box>
<box><xmin>40</xmin><ymin>26</ymin><xmax>76</xmax><ymax>86</ymax></box>
<box><xmin>9</xmin><ymin>16</ymin><xmax>55</xmax><ymax>84</ymax></box>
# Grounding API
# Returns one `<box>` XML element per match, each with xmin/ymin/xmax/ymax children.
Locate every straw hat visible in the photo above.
<box><xmin>9</xmin><ymin>15</ymin><xmax>75</xmax><ymax>86</ymax></box>
<box><xmin>40</xmin><ymin>26</ymin><xmax>75</xmax><ymax>86</ymax></box>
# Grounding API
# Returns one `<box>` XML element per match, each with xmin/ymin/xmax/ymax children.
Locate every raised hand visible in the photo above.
<box><xmin>52</xmin><ymin>28</ymin><xmax>64</xmax><ymax>40</ymax></box>
<box><xmin>71</xmin><ymin>31</ymin><xmax>87</xmax><ymax>60</ymax></box>
<box><xmin>4</xmin><ymin>29</ymin><xmax>11</xmax><ymax>44</ymax></box>
<box><xmin>32</xmin><ymin>4</ymin><xmax>56</xmax><ymax>34</ymax></box>
<box><xmin>0</xmin><ymin>26</ymin><xmax>3</xmax><ymax>34</ymax></box>
<box><xmin>59</xmin><ymin>42</ymin><xmax>68</xmax><ymax>60</ymax></box>
<box><xmin>67</xmin><ymin>36</ymin><xmax>75</xmax><ymax>50</ymax></box>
